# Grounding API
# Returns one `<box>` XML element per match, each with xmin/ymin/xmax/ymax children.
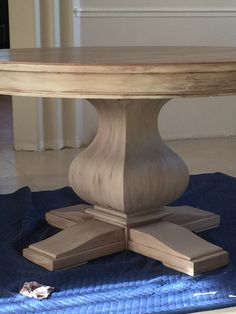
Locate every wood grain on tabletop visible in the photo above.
<box><xmin>0</xmin><ymin>46</ymin><xmax>236</xmax><ymax>72</ymax></box>
<box><xmin>1</xmin><ymin>47</ymin><xmax>236</xmax><ymax>99</ymax></box>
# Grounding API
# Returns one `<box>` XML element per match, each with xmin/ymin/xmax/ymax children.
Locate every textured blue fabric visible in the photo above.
<box><xmin>0</xmin><ymin>187</ymin><xmax>33</xmax><ymax>242</ymax></box>
<box><xmin>0</xmin><ymin>173</ymin><xmax>236</xmax><ymax>313</ymax></box>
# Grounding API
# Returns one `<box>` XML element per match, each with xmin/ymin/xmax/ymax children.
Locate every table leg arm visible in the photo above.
<box><xmin>163</xmin><ymin>205</ymin><xmax>220</xmax><ymax>233</ymax></box>
<box><xmin>23</xmin><ymin>219</ymin><xmax>125</xmax><ymax>271</ymax></box>
<box><xmin>129</xmin><ymin>221</ymin><xmax>228</xmax><ymax>276</ymax></box>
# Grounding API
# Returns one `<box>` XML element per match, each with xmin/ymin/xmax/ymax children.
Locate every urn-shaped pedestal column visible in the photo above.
<box><xmin>69</xmin><ymin>99</ymin><xmax>189</xmax><ymax>226</ymax></box>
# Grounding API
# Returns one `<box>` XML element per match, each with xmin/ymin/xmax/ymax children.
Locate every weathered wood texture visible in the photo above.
<box><xmin>45</xmin><ymin>204</ymin><xmax>92</xmax><ymax>229</ymax></box>
<box><xmin>163</xmin><ymin>205</ymin><xmax>220</xmax><ymax>232</ymax></box>
<box><xmin>69</xmin><ymin>99</ymin><xmax>189</xmax><ymax>225</ymax></box>
<box><xmin>1</xmin><ymin>47</ymin><xmax>236</xmax><ymax>98</ymax></box>
<box><xmin>24</xmin><ymin>204</ymin><xmax>226</xmax><ymax>275</ymax></box>
<box><xmin>129</xmin><ymin>221</ymin><xmax>228</xmax><ymax>276</ymax></box>
<box><xmin>24</xmin><ymin>219</ymin><xmax>125</xmax><ymax>271</ymax></box>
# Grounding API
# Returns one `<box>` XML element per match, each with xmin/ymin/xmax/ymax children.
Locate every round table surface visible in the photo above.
<box><xmin>1</xmin><ymin>46</ymin><xmax>236</xmax><ymax>72</ymax></box>
<box><xmin>1</xmin><ymin>46</ymin><xmax>236</xmax><ymax>98</ymax></box>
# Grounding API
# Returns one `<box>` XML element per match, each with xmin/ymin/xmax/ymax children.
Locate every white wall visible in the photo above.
<box><xmin>9</xmin><ymin>0</ymin><xmax>91</xmax><ymax>151</ymax></box>
<box><xmin>73</xmin><ymin>0</ymin><xmax>236</xmax><ymax>140</ymax></box>
<box><xmin>8</xmin><ymin>0</ymin><xmax>43</xmax><ymax>151</ymax></box>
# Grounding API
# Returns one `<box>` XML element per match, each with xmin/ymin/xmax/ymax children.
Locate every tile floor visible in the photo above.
<box><xmin>0</xmin><ymin>95</ymin><xmax>236</xmax><ymax>313</ymax></box>
<box><xmin>0</xmin><ymin>95</ymin><xmax>80</xmax><ymax>193</ymax></box>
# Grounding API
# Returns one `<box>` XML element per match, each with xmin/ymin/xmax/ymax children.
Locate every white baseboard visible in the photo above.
<box><xmin>163</xmin><ymin>130</ymin><xmax>236</xmax><ymax>141</ymax></box>
<box><xmin>14</xmin><ymin>143</ymin><xmax>42</xmax><ymax>151</ymax></box>
<box><xmin>14</xmin><ymin>138</ymin><xmax>84</xmax><ymax>151</ymax></box>
<box><xmin>63</xmin><ymin>138</ymin><xmax>84</xmax><ymax>148</ymax></box>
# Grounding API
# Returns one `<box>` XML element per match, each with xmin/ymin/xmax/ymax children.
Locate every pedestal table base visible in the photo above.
<box><xmin>23</xmin><ymin>99</ymin><xmax>228</xmax><ymax>276</ymax></box>
<box><xmin>23</xmin><ymin>204</ymin><xmax>228</xmax><ymax>276</ymax></box>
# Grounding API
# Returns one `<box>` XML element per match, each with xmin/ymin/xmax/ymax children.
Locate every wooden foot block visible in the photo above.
<box><xmin>163</xmin><ymin>205</ymin><xmax>220</xmax><ymax>232</ymax></box>
<box><xmin>129</xmin><ymin>221</ymin><xmax>228</xmax><ymax>276</ymax></box>
<box><xmin>46</xmin><ymin>204</ymin><xmax>92</xmax><ymax>229</ymax></box>
<box><xmin>23</xmin><ymin>220</ymin><xmax>125</xmax><ymax>271</ymax></box>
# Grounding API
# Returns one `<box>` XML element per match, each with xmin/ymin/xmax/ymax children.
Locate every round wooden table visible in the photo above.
<box><xmin>0</xmin><ymin>46</ymin><xmax>234</xmax><ymax>275</ymax></box>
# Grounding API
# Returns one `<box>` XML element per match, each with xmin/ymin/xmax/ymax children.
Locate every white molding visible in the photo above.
<box><xmin>73</xmin><ymin>7</ymin><xmax>236</xmax><ymax>18</ymax></box>
<box><xmin>73</xmin><ymin>5</ymin><xmax>81</xmax><ymax>46</ymax></box>
<box><xmin>14</xmin><ymin>142</ymin><xmax>44</xmax><ymax>152</ymax></box>
<box><xmin>44</xmin><ymin>139</ymin><xmax>64</xmax><ymax>151</ymax></box>
<box><xmin>54</xmin><ymin>0</ymin><xmax>61</xmax><ymax>47</ymax></box>
<box><xmin>34</xmin><ymin>1</ymin><xmax>45</xmax><ymax>151</ymax></box>
<box><xmin>64</xmin><ymin>138</ymin><xmax>83</xmax><ymax>148</ymax></box>
<box><xmin>53</xmin><ymin>1</ymin><xmax>64</xmax><ymax>150</ymax></box>
<box><xmin>34</xmin><ymin>0</ymin><xmax>41</xmax><ymax>47</ymax></box>
<box><xmin>36</xmin><ymin>98</ymin><xmax>45</xmax><ymax>151</ymax></box>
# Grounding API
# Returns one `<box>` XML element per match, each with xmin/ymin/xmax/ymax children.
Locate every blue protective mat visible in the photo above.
<box><xmin>1</xmin><ymin>172</ymin><xmax>236</xmax><ymax>314</ymax></box>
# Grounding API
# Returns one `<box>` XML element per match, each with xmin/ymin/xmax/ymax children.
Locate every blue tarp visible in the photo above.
<box><xmin>0</xmin><ymin>172</ymin><xmax>236</xmax><ymax>314</ymax></box>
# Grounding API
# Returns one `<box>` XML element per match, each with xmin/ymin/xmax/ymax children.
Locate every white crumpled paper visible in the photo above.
<box><xmin>19</xmin><ymin>281</ymin><xmax>54</xmax><ymax>300</ymax></box>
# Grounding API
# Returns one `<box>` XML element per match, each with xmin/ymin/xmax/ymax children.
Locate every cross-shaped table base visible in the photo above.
<box><xmin>23</xmin><ymin>204</ymin><xmax>228</xmax><ymax>276</ymax></box>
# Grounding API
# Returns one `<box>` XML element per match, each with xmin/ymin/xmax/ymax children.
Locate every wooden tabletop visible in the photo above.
<box><xmin>1</xmin><ymin>46</ymin><xmax>236</xmax><ymax>73</ymax></box>
<box><xmin>1</xmin><ymin>46</ymin><xmax>236</xmax><ymax>98</ymax></box>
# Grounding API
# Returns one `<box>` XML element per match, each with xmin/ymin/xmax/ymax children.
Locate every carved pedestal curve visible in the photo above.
<box><xmin>69</xmin><ymin>99</ymin><xmax>189</xmax><ymax>224</ymax></box>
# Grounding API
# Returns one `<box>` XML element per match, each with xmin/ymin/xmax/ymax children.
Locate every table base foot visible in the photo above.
<box><xmin>163</xmin><ymin>205</ymin><xmax>220</xmax><ymax>232</ymax></box>
<box><xmin>45</xmin><ymin>204</ymin><xmax>92</xmax><ymax>229</ymax></box>
<box><xmin>23</xmin><ymin>247</ymin><xmax>88</xmax><ymax>271</ymax></box>
<box><xmin>23</xmin><ymin>219</ymin><xmax>125</xmax><ymax>271</ymax></box>
<box><xmin>129</xmin><ymin>221</ymin><xmax>228</xmax><ymax>276</ymax></box>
